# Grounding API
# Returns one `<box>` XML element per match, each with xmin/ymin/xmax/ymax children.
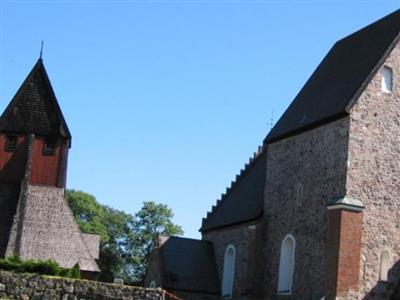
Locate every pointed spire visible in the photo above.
<box><xmin>0</xmin><ymin>59</ymin><xmax>71</xmax><ymax>143</ymax></box>
<box><xmin>39</xmin><ymin>41</ymin><xmax>44</xmax><ymax>60</ymax></box>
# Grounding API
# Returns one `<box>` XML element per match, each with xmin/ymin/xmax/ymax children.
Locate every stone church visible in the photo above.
<box><xmin>0</xmin><ymin>58</ymin><xmax>100</xmax><ymax>277</ymax></box>
<box><xmin>146</xmin><ymin>9</ymin><xmax>400</xmax><ymax>300</ymax></box>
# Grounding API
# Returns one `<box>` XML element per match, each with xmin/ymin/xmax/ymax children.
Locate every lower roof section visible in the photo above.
<box><xmin>160</xmin><ymin>236</ymin><xmax>220</xmax><ymax>294</ymax></box>
<box><xmin>200</xmin><ymin>149</ymin><xmax>267</xmax><ymax>232</ymax></box>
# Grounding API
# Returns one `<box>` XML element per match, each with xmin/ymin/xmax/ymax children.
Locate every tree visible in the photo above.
<box><xmin>133</xmin><ymin>201</ymin><xmax>184</xmax><ymax>280</ymax></box>
<box><xmin>66</xmin><ymin>190</ymin><xmax>183</xmax><ymax>284</ymax></box>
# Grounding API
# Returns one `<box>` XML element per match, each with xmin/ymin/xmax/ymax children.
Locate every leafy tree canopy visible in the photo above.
<box><xmin>66</xmin><ymin>190</ymin><xmax>183</xmax><ymax>284</ymax></box>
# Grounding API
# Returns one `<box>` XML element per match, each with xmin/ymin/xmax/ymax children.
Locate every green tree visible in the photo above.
<box><xmin>66</xmin><ymin>190</ymin><xmax>183</xmax><ymax>284</ymax></box>
<box><xmin>133</xmin><ymin>201</ymin><xmax>184</xmax><ymax>280</ymax></box>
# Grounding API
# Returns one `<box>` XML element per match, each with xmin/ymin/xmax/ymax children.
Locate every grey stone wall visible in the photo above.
<box><xmin>263</xmin><ymin>117</ymin><xmax>350</xmax><ymax>299</ymax></box>
<box><xmin>202</xmin><ymin>219</ymin><xmax>264</xmax><ymax>300</ymax></box>
<box><xmin>345</xmin><ymin>40</ymin><xmax>400</xmax><ymax>299</ymax></box>
<box><xmin>0</xmin><ymin>271</ymin><xmax>164</xmax><ymax>300</ymax></box>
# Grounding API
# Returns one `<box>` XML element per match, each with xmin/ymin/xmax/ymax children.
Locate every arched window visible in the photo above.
<box><xmin>277</xmin><ymin>234</ymin><xmax>296</xmax><ymax>295</ymax></box>
<box><xmin>221</xmin><ymin>245</ymin><xmax>235</xmax><ymax>298</ymax></box>
<box><xmin>381</xmin><ymin>66</ymin><xmax>393</xmax><ymax>93</ymax></box>
<box><xmin>149</xmin><ymin>280</ymin><xmax>156</xmax><ymax>288</ymax></box>
<box><xmin>379</xmin><ymin>250</ymin><xmax>390</xmax><ymax>281</ymax></box>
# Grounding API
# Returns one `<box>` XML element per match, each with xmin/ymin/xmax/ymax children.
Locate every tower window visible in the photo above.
<box><xmin>5</xmin><ymin>135</ymin><xmax>17</xmax><ymax>152</ymax></box>
<box><xmin>381</xmin><ymin>66</ymin><xmax>393</xmax><ymax>93</ymax></box>
<box><xmin>43</xmin><ymin>138</ymin><xmax>56</xmax><ymax>156</ymax></box>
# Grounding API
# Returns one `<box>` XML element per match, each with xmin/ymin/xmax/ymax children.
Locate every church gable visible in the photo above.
<box><xmin>265</xmin><ymin>9</ymin><xmax>400</xmax><ymax>144</ymax></box>
<box><xmin>344</xmin><ymin>39</ymin><xmax>400</xmax><ymax>298</ymax></box>
<box><xmin>0</xmin><ymin>59</ymin><xmax>71</xmax><ymax>141</ymax></box>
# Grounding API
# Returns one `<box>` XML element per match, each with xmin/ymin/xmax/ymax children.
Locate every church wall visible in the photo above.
<box><xmin>202</xmin><ymin>219</ymin><xmax>264</xmax><ymax>300</ymax></box>
<box><xmin>263</xmin><ymin>117</ymin><xmax>350</xmax><ymax>299</ymax></box>
<box><xmin>0</xmin><ymin>135</ymin><xmax>28</xmax><ymax>183</ymax></box>
<box><xmin>145</xmin><ymin>246</ymin><xmax>169</xmax><ymax>289</ymax></box>
<box><xmin>345</xmin><ymin>40</ymin><xmax>400</xmax><ymax>299</ymax></box>
<box><xmin>29</xmin><ymin>137</ymin><xmax>66</xmax><ymax>187</ymax></box>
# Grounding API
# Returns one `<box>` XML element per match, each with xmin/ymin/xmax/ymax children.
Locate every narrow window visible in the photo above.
<box><xmin>379</xmin><ymin>250</ymin><xmax>390</xmax><ymax>281</ymax></box>
<box><xmin>5</xmin><ymin>135</ymin><xmax>17</xmax><ymax>152</ymax></box>
<box><xmin>278</xmin><ymin>235</ymin><xmax>296</xmax><ymax>295</ymax></box>
<box><xmin>43</xmin><ymin>138</ymin><xmax>56</xmax><ymax>156</ymax></box>
<box><xmin>149</xmin><ymin>280</ymin><xmax>156</xmax><ymax>288</ymax></box>
<box><xmin>381</xmin><ymin>66</ymin><xmax>393</xmax><ymax>93</ymax></box>
<box><xmin>221</xmin><ymin>245</ymin><xmax>235</xmax><ymax>298</ymax></box>
<box><xmin>295</xmin><ymin>183</ymin><xmax>303</xmax><ymax>207</ymax></box>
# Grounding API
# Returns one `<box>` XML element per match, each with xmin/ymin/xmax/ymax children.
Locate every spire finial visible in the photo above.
<box><xmin>39</xmin><ymin>41</ymin><xmax>44</xmax><ymax>59</ymax></box>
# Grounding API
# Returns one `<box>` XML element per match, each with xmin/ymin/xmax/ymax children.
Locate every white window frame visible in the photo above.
<box><xmin>379</xmin><ymin>250</ymin><xmax>390</xmax><ymax>282</ymax></box>
<box><xmin>221</xmin><ymin>244</ymin><xmax>236</xmax><ymax>299</ymax></box>
<box><xmin>277</xmin><ymin>234</ymin><xmax>296</xmax><ymax>295</ymax></box>
<box><xmin>381</xmin><ymin>66</ymin><xmax>393</xmax><ymax>93</ymax></box>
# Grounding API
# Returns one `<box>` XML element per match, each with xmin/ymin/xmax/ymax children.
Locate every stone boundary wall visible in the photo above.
<box><xmin>0</xmin><ymin>271</ymin><xmax>165</xmax><ymax>300</ymax></box>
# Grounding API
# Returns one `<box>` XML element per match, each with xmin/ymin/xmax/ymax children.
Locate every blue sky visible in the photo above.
<box><xmin>1</xmin><ymin>1</ymin><xmax>399</xmax><ymax>238</ymax></box>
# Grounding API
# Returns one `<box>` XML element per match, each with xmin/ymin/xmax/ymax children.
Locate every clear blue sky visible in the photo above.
<box><xmin>1</xmin><ymin>1</ymin><xmax>399</xmax><ymax>238</ymax></box>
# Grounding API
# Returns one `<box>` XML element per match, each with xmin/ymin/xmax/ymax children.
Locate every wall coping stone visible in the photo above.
<box><xmin>327</xmin><ymin>195</ymin><xmax>365</xmax><ymax>211</ymax></box>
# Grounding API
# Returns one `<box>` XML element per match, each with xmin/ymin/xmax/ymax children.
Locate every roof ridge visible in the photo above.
<box><xmin>169</xmin><ymin>236</ymin><xmax>213</xmax><ymax>244</ymax></box>
<box><xmin>201</xmin><ymin>145</ymin><xmax>264</xmax><ymax>228</ymax></box>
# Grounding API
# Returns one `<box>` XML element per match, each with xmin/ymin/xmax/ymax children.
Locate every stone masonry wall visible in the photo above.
<box><xmin>263</xmin><ymin>117</ymin><xmax>350</xmax><ymax>299</ymax></box>
<box><xmin>202</xmin><ymin>219</ymin><xmax>264</xmax><ymax>300</ymax></box>
<box><xmin>345</xmin><ymin>40</ymin><xmax>400</xmax><ymax>299</ymax></box>
<box><xmin>0</xmin><ymin>271</ymin><xmax>164</xmax><ymax>300</ymax></box>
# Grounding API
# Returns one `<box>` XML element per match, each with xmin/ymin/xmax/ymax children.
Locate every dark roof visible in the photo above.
<box><xmin>0</xmin><ymin>59</ymin><xmax>71</xmax><ymax>143</ymax></box>
<box><xmin>265</xmin><ymin>9</ymin><xmax>400</xmax><ymax>143</ymax></box>
<box><xmin>161</xmin><ymin>236</ymin><xmax>220</xmax><ymax>294</ymax></box>
<box><xmin>200</xmin><ymin>149</ymin><xmax>266</xmax><ymax>232</ymax></box>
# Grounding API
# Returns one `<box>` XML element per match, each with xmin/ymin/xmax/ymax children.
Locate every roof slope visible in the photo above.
<box><xmin>200</xmin><ymin>149</ymin><xmax>266</xmax><ymax>232</ymax></box>
<box><xmin>0</xmin><ymin>59</ymin><xmax>71</xmax><ymax>141</ymax></box>
<box><xmin>161</xmin><ymin>236</ymin><xmax>220</xmax><ymax>294</ymax></box>
<box><xmin>265</xmin><ymin>9</ymin><xmax>400</xmax><ymax>143</ymax></box>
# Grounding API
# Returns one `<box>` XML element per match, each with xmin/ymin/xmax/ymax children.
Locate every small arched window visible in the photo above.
<box><xmin>221</xmin><ymin>245</ymin><xmax>235</xmax><ymax>298</ymax></box>
<box><xmin>149</xmin><ymin>280</ymin><xmax>157</xmax><ymax>288</ymax></box>
<box><xmin>277</xmin><ymin>234</ymin><xmax>296</xmax><ymax>295</ymax></box>
<box><xmin>379</xmin><ymin>250</ymin><xmax>390</xmax><ymax>281</ymax></box>
<box><xmin>381</xmin><ymin>66</ymin><xmax>393</xmax><ymax>93</ymax></box>
<box><xmin>295</xmin><ymin>183</ymin><xmax>303</xmax><ymax>207</ymax></box>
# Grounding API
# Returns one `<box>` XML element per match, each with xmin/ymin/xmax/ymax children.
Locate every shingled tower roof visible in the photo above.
<box><xmin>0</xmin><ymin>59</ymin><xmax>71</xmax><ymax>143</ymax></box>
<box><xmin>265</xmin><ymin>9</ymin><xmax>400</xmax><ymax>143</ymax></box>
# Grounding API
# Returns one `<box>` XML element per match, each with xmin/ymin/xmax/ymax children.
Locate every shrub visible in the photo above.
<box><xmin>0</xmin><ymin>256</ymin><xmax>80</xmax><ymax>279</ymax></box>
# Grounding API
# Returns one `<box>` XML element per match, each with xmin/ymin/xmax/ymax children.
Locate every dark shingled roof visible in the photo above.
<box><xmin>265</xmin><ymin>9</ymin><xmax>400</xmax><ymax>143</ymax></box>
<box><xmin>0</xmin><ymin>59</ymin><xmax>71</xmax><ymax>143</ymax></box>
<box><xmin>200</xmin><ymin>149</ymin><xmax>266</xmax><ymax>232</ymax></box>
<box><xmin>161</xmin><ymin>236</ymin><xmax>220</xmax><ymax>294</ymax></box>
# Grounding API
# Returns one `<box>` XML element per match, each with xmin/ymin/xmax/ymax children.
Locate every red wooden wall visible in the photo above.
<box><xmin>0</xmin><ymin>135</ymin><xmax>28</xmax><ymax>183</ymax></box>
<box><xmin>0</xmin><ymin>135</ymin><xmax>69</xmax><ymax>188</ymax></box>
<box><xmin>29</xmin><ymin>138</ymin><xmax>68</xmax><ymax>188</ymax></box>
